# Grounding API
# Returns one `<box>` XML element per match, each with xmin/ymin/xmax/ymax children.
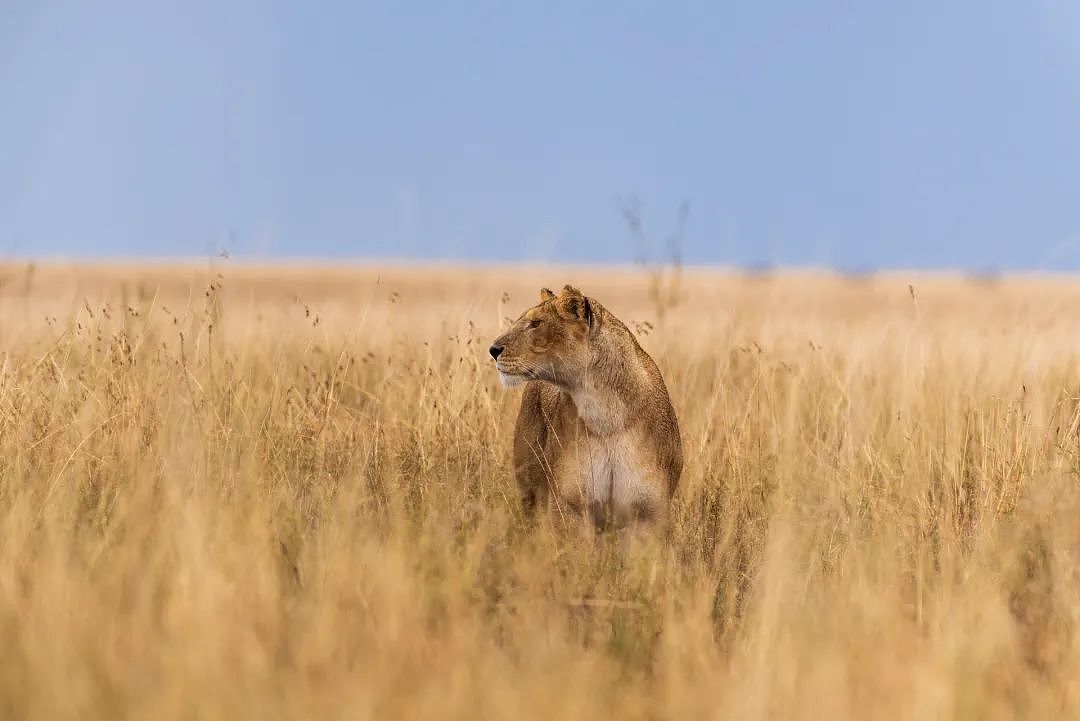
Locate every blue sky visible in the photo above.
<box><xmin>2</xmin><ymin>1</ymin><xmax>1079</xmax><ymax>269</ymax></box>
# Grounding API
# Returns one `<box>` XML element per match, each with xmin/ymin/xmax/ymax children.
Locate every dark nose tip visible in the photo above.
<box><xmin>489</xmin><ymin>344</ymin><xmax>504</xmax><ymax>360</ymax></box>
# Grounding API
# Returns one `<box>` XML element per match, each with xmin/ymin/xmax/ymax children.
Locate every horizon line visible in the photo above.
<box><xmin>2</xmin><ymin>254</ymin><xmax>1078</xmax><ymax>279</ymax></box>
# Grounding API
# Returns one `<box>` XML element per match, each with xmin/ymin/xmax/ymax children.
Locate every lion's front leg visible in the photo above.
<box><xmin>512</xmin><ymin>383</ymin><xmax>552</xmax><ymax>521</ymax></box>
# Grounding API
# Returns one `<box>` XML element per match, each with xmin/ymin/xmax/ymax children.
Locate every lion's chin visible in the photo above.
<box><xmin>498</xmin><ymin>371</ymin><xmax>527</xmax><ymax>388</ymax></box>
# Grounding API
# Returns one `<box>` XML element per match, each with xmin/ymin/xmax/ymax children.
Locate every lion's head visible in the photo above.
<box><xmin>489</xmin><ymin>285</ymin><xmax>593</xmax><ymax>388</ymax></box>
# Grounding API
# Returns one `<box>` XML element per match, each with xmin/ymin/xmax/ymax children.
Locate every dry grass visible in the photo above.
<box><xmin>2</xmin><ymin>261</ymin><xmax>1080</xmax><ymax>720</ymax></box>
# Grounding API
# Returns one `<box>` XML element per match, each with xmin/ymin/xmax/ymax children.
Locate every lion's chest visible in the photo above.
<box><xmin>552</xmin><ymin>429</ymin><xmax>655</xmax><ymax>518</ymax></box>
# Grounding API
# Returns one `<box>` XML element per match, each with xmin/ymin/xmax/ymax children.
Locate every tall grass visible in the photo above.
<box><xmin>1</xmin><ymin>262</ymin><xmax>1079</xmax><ymax>720</ymax></box>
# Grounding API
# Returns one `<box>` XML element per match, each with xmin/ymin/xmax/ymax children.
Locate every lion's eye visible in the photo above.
<box><xmin>527</xmin><ymin>319</ymin><xmax>542</xmax><ymax>329</ymax></box>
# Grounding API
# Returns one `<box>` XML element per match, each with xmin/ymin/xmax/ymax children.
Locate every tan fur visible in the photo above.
<box><xmin>490</xmin><ymin>286</ymin><xmax>682</xmax><ymax>531</ymax></box>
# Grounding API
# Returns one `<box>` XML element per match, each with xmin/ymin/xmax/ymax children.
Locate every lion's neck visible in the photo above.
<box><xmin>567</xmin><ymin>327</ymin><xmax>644</xmax><ymax>437</ymax></box>
<box><xmin>569</xmin><ymin>379</ymin><xmax>627</xmax><ymax>436</ymax></box>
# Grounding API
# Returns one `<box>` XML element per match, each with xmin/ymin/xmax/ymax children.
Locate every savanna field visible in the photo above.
<box><xmin>2</xmin><ymin>261</ymin><xmax>1080</xmax><ymax>720</ymax></box>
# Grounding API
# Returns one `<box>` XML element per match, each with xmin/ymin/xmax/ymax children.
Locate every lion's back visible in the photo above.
<box><xmin>631</xmin><ymin>340</ymin><xmax>683</xmax><ymax>496</ymax></box>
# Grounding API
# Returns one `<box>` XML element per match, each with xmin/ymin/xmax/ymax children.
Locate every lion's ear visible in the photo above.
<box><xmin>555</xmin><ymin>286</ymin><xmax>592</xmax><ymax>324</ymax></box>
<box><xmin>539</xmin><ymin>288</ymin><xmax>556</xmax><ymax>302</ymax></box>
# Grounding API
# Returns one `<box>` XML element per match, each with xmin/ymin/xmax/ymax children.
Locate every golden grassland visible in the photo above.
<box><xmin>2</xmin><ymin>260</ymin><xmax>1080</xmax><ymax>720</ymax></box>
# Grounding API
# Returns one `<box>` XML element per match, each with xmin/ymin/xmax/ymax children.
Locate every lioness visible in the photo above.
<box><xmin>490</xmin><ymin>285</ymin><xmax>682</xmax><ymax>532</ymax></box>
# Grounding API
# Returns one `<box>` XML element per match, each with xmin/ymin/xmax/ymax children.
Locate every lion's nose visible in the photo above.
<box><xmin>489</xmin><ymin>344</ymin><xmax>504</xmax><ymax>360</ymax></box>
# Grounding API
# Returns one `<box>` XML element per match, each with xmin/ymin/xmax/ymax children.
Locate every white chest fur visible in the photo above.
<box><xmin>563</xmin><ymin>431</ymin><xmax>653</xmax><ymax>512</ymax></box>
